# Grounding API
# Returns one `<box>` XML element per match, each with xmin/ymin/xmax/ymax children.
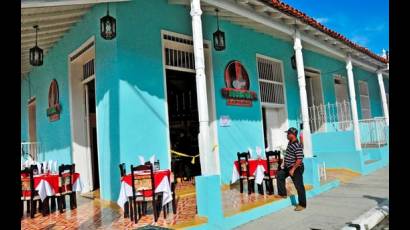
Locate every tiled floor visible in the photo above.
<box><xmin>21</xmin><ymin>171</ymin><xmax>349</xmax><ymax>229</ymax></box>
<box><xmin>324</xmin><ymin>168</ymin><xmax>361</xmax><ymax>184</ymax></box>
<box><xmin>222</xmin><ymin>179</ymin><xmax>313</xmax><ymax>217</ymax></box>
<box><xmin>21</xmin><ymin>181</ymin><xmax>200</xmax><ymax>230</ymax></box>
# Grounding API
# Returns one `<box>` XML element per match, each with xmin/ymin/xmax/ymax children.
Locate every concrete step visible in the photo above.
<box><xmin>363</xmin><ymin>159</ymin><xmax>386</xmax><ymax>175</ymax></box>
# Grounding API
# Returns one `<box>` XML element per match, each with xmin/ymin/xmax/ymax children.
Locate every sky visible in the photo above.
<box><xmin>282</xmin><ymin>0</ymin><xmax>389</xmax><ymax>56</ymax></box>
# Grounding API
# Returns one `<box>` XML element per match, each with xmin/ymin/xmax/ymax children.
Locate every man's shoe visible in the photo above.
<box><xmin>294</xmin><ymin>205</ymin><xmax>306</xmax><ymax>211</ymax></box>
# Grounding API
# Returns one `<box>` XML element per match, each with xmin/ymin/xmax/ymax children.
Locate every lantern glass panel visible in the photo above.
<box><xmin>213</xmin><ymin>30</ymin><xmax>225</xmax><ymax>51</ymax></box>
<box><xmin>30</xmin><ymin>46</ymin><xmax>43</xmax><ymax>66</ymax></box>
<box><xmin>101</xmin><ymin>15</ymin><xmax>116</xmax><ymax>40</ymax></box>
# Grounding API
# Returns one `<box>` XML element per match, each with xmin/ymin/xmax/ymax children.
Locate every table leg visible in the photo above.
<box><xmin>124</xmin><ymin>201</ymin><xmax>129</xmax><ymax>218</ymax></box>
<box><xmin>50</xmin><ymin>197</ymin><xmax>56</xmax><ymax>212</ymax></box>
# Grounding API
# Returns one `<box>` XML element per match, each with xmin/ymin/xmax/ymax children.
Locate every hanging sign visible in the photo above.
<box><xmin>221</xmin><ymin>60</ymin><xmax>257</xmax><ymax>106</ymax></box>
<box><xmin>46</xmin><ymin>79</ymin><xmax>61</xmax><ymax>121</ymax></box>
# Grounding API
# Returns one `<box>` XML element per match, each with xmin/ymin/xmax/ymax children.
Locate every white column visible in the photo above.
<box><xmin>346</xmin><ymin>56</ymin><xmax>362</xmax><ymax>150</ymax></box>
<box><xmin>293</xmin><ymin>31</ymin><xmax>313</xmax><ymax>158</ymax></box>
<box><xmin>377</xmin><ymin>71</ymin><xmax>389</xmax><ymax>125</ymax></box>
<box><xmin>190</xmin><ymin>0</ymin><xmax>215</xmax><ymax>175</ymax></box>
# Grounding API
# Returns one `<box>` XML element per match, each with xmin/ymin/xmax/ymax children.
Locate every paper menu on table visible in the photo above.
<box><xmin>149</xmin><ymin>155</ymin><xmax>156</xmax><ymax>164</ymax></box>
<box><xmin>255</xmin><ymin>146</ymin><xmax>262</xmax><ymax>158</ymax></box>
<box><xmin>36</xmin><ymin>163</ymin><xmax>41</xmax><ymax>174</ymax></box>
<box><xmin>43</xmin><ymin>161</ymin><xmax>48</xmax><ymax>172</ymax></box>
<box><xmin>138</xmin><ymin>156</ymin><xmax>145</xmax><ymax>165</ymax></box>
<box><xmin>54</xmin><ymin>161</ymin><xmax>58</xmax><ymax>173</ymax></box>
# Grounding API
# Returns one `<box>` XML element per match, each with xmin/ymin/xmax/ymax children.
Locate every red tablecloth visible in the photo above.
<box><xmin>234</xmin><ymin>159</ymin><xmax>279</xmax><ymax>177</ymax></box>
<box><xmin>21</xmin><ymin>173</ymin><xmax>80</xmax><ymax>198</ymax></box>
<box><xmin>121</xmin><ymin>170</ymin><xmax>170</xmax><ymax>197</ymax></box>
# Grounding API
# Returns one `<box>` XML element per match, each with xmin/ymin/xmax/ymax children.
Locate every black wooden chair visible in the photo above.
<box><xmin>21</xmin><ymin>165</ymin><xmax>45</xmax><ymax>218</ymax></box>
<box><xmin>237</xmin><ymin>152</ymin><xmax>255</xmax><ymax>194</ymax></box>
<box><xmin>130</xmin><ymin>163</ymin><xmax>162</xmax><ymax>223</ymax></box>
<box><xmin>54</xmin><ymin>164</ymin><xmax>77</xmax><ymax>213</ymax></box>
<box><xmin>119</xmin><ymin>163</ymin><xmax>132</xmax><ymax>219</ymax></box>
<box><xmin>264</xmin><ymin>150</ymin><xmax>281</xmax><ymax>195</ymax></box>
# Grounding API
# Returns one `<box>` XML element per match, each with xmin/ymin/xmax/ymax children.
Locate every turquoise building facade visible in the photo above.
<box><xmin>21</xmin><ymin>0</ymin><xmax>389</xmax><ymax>208</ymax></box>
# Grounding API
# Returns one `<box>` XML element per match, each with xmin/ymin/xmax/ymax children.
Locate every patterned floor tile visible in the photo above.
<box><xmin>22</xmin><ymin>181</ymin><xmax>198</xmax><ymax>229</ymax></box>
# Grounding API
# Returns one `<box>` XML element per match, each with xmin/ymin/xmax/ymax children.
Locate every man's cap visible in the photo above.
<box><xmin>285</xmin><ymin>127</ymin><xmax>298</xmax><ymax>136</ymax></box>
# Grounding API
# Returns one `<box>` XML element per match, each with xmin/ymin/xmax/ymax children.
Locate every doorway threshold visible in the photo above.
<box><xmin>80</xmin><ymin>189</ymin><xmax>100</xmax><ymax>200</ymax></box>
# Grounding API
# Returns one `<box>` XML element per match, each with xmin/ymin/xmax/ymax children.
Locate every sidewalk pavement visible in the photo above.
<box><xmin>235</xmin><ymin>166</ymin><xmax>389</xmax><ymax>230</ymax></box>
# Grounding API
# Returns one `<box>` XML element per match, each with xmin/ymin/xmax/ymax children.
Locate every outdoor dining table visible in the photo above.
<box><xmin>117</xmin><ymin>169</ymin><xmax>173</xmax><ymax>210</ymax></box>
<box><xmin>21</xmin><ymin>172</ymin><xmax>83</xmax><ymax>201</ymax></box>
<box><xmin>231</xmin><ymin>159</ymin><xmax>278</xmax><ymax>185</ymax></box>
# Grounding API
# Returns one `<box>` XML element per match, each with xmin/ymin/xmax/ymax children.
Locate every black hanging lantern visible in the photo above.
<box><xmin>100</xmin><ymin>3</ymin><xmax>116</xmax><ymax>40</ymax></box>
<box><xmin>29</xmin><ymin>25</ymin><xmax>43</xmax><ymax>66</ymax></box>
<box><xmin>291</xmin><ymin>53</ymin><xmax>296</xmax><ymax>70</ymax></box>
<box><xmin>213</xmin><ymin>9</ymin><xmax>225</xmax><ymax>51</ymax></box>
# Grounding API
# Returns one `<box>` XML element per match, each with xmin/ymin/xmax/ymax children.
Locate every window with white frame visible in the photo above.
<box><xmin>359</xmin><ymin>81</ymin><xmax>371</xmax><ymax>119</ymax></box>
<box><xmin>256</xmin><ymin>56</ymin><xmax>285</xmax><ymax>106</ymax></box>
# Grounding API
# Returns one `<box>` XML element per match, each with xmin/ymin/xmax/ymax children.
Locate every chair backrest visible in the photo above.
<box><xmin>237</xmin><ymin>152</ymin><xmax>251</xmax><ymax>177</ymax></box>
<box><xmin>130</xmin><ymin>163</ymin><xmax>155</xmax><ymax>199</ymax></box>
<box><xmin>119</xmin><ymin>163</ymin><xmax>126</xmax><ymax>177</ymax></box>
<box><xmin>31</xmin><ymin>164</ymin><xmax>39</xmax><ymax>175</ymax></box>
<box><xmin>265</xmin><ymin>150</ymin><xmax>281</xmax><ymax>174</ymax></box>
<box><xmin>58</xmin><ymin>164</ymin><xmax>75</xmax><ymax>193</ymax></box>
<box><xmin>21</xmin><ymin>166</ymin><xmax>36</xmax><ymax>198</ymax></box>
<box><xmin>145</xmin><ymin>160</ymin><xmax>160</xmax><ymax>171</ymax></box>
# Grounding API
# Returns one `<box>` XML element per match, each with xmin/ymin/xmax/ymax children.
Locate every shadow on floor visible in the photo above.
<box><xmin>362</xmin><ymin>195</ymin><xmax>388</xmax><ymax>205</ymax></box>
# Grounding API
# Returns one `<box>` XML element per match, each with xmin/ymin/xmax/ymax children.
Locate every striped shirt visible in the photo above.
<box><xmin>284</xmin><ymin>140</ymin><xmax>304</xmax><ymax>168</ymax></box>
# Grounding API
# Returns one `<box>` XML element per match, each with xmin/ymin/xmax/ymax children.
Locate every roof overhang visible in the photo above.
<box><xmin>169</xmin><ymin>0</ymin><xmax>389</xmax><ymax>76</ymax></box>
<box><xmin>21</xmin><ymin>0</ymin><xmax>129</xmax><ymax>77</ymax></box>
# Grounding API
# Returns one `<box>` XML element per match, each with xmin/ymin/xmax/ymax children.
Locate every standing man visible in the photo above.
<box><xmin>277</xmin><ymin>127</ymin><xmax>306</xmax><ymax>211</ymax></box>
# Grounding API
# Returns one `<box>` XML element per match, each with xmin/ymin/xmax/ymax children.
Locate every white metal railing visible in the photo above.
<box><xmin>318</xmin><ymin>161</ymin><xmax>327</xmax><ymax>182</ymax></box>
<box><xmin>359</xmin><ymin>117</ymin><xmax>388</xmax><ymax>148</ymax></box>
<box><xmin>298</xmin><ymin>101</ymin><xmax>353</xmax><ymax>133</ymax></box>
<box><xmin>21</xmin><ymin>142</ymin><xmax>41</xmax><ymax>162</ymax></box>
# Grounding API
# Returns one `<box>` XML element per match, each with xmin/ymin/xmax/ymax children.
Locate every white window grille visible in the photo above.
<box><xmin>256</xmin><ymin>56</ymin><xmax>285</xmax><ymax>106</ymax></box>
<box><xmin>359</xmin><ymin>81</ymin><xmax>371</xmax><ymax>119</ymax></box>
<box><xmin>83</xmin><ymin>58</ymin><xmax>94</xmax><ymax>80</ymax></box>
<box><xmin>162</xmin><ymin>32</ymin><xmax>209</xmax><ymax>73</ymax></box>
<box><xmin>318</xmin><ymin>161</ymin><xmax>327</xmax><ymax>182</ymax></box>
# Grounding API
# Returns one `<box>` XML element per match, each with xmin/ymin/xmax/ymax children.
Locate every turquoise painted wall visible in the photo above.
<box><xmin>202</xmin><ymin>15</ymin><xmax>298</xmax><ymax>184</ymax></box>
<box><xmin>21</xmin><ymin>0</ymin><xmax>388</xmax><ymax>200</ymax></box>
<box><xmin>19</xmin><ymin>3</ymin><xmax>109</xmax><ymax>164</ymax></box>
<box><xmin>312</xmin><ymin>131</ymin><xmax>363</xmax><ymax>173</ymax></box>
<box><xmin>353</xmin><ymin>68</ymin><xmax>384</xmax><ymax>119</ymax></box>
<box><xmin>303</xmin><ymin>49</ymin><xmax>346</xmax><ymax>108</ymax></box>
<box><xmin>20</xmin><ymin>4</ymin><xmax>120</xmax><ymax>198</ymax></box>
<box><xmin>114</xmin><ymin>0</ymin><xmax>193</xmax><ymax>170</ymax></box>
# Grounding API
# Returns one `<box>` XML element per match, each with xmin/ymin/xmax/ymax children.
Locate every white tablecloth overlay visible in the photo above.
<box><xmin>117</xmin><ymin>175</ymin><xmax>172</xmax><ymax>210</ymax></box>
<box><xmin>34</xmin><ymin>175</ymin><xmax>83</xmax><ymax>201</ymax></box>
<box><xmin>231</xmin><ymin>164</ymin><xmax>266</xmax><ymax>185</ymax></box>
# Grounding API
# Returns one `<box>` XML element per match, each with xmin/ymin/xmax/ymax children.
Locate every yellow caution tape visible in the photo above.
<box><xmin>170</xmin><ymin>150</ymin><xmax>199</xmax><ymax>164</ymax></box>
<box><xmin>170</xmin><ymin>144</ymin><xmax>219</xmax><ymax>164</ymax></box>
